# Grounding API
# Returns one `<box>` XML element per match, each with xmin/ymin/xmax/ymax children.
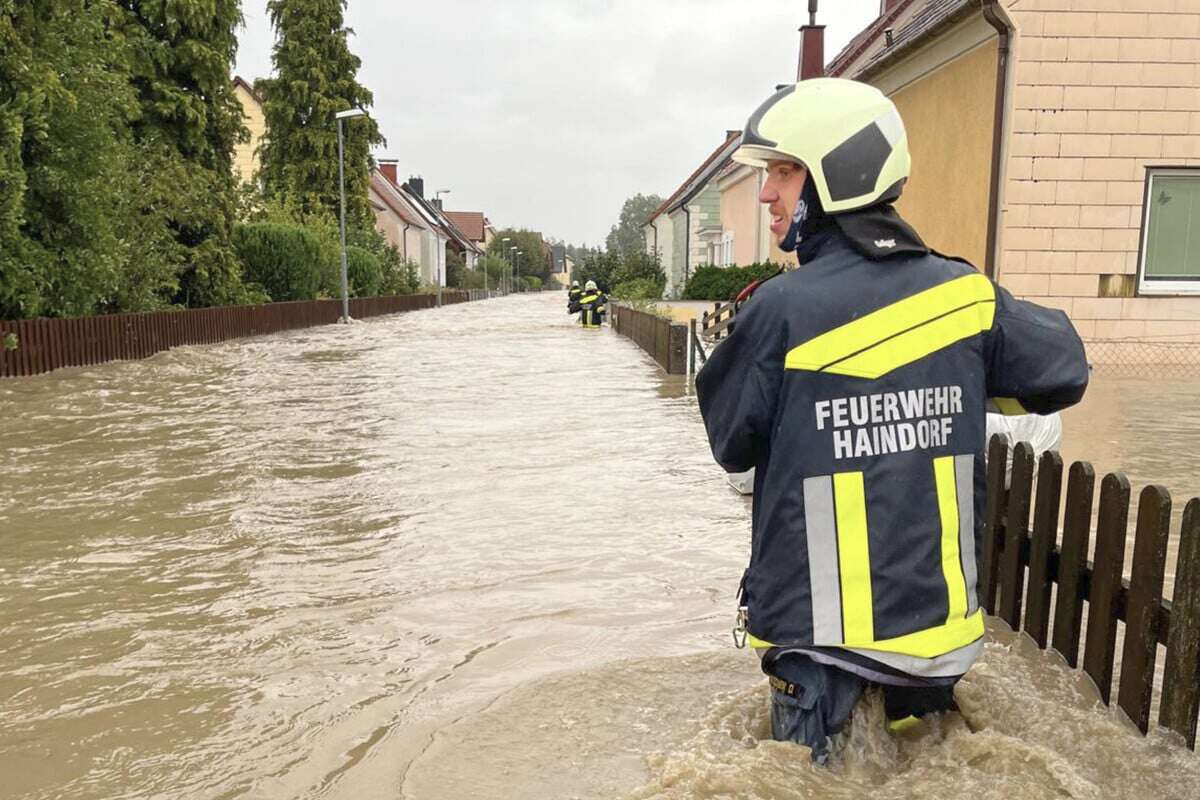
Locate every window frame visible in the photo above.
<box><xmin>1137</xmin><ymin>165</ymin><xmax>1200</xmax><ymax>296</ymax></box>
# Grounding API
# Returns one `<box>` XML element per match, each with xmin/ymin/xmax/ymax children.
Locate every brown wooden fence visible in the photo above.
<box><xmin>983</xmin><ymin>437</ymin><xmax>1200</xmax><ymax>749</ymax></box>
<box><xmin>701</xmin><ymin>299</ymin><xmax>737</xmax><ymax>341</ymax></box>
<box><xmin>0</xmin><ymin>291</ymin><xmax>481</xmax><ymax>379</ymax></box>
<box><xmin>610</xmin><ymin>302</ymin><xmax>688</xmax><ymax>375</ymax></box>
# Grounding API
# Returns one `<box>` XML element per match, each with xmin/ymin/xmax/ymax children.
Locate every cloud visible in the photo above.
<box><xmin>236</xmin><ymin>1</ymin><xmax>880</xmax><ymax>245</ymax></box>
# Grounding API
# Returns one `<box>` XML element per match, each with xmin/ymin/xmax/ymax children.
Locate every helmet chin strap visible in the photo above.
<box><xmin>780</xmin><ymin>177</ymin><xmax>826</xmax><ymax>254</ymax></box>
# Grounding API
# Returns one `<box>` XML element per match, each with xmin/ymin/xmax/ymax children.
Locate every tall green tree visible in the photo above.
<box><xmin>605</xmin><ymin>193</ymin><xmax>663</xmax><ymax>261</ymax></box>
<box><xmin>486</xmin><ymin>229</ymin><xmax>549</xmax><ymax>283</ymax></box>
<box><xmin>117</xmin><ymin>0</ymin><xmax>250</xmax><ymax>308</ymax></box>
<box><xmin>257</xmin><ymin>0</ymin><xmax>385</xmax><ymax>227</ymax></box>
<box><xmin>0</xmin><ymin>0</ymin><xmax>151</xmax><ymax>319</ymax></box>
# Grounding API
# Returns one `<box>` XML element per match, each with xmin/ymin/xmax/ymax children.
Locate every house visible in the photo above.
<box><xmin>369</xmin><ymin>166</ymin><xmax>428</xmax><ymax>268</ymax></box>
<box><xmin>232</xmin><ymin>76</ymin><xmax>266</xmax><ymax>184</ymax></box>
<box><xmin>444</xmin><ymin>211</ymin><xmax>496</xmax><ymax>255</ymax></box>
<box><xmin>373</xmin><ymin>166</ymin><xmax>449</xmax><ymax>287</ymax></box>
<box><xmin>548</xmin><ymin>244</ymin><xmax>574</xmax><ymax>287</ymax></box>
<box><xmin>829</xmin><ymin>0</ymin><xmax>1200</xmax><ymax>362</ymax></box>
<box><xmin>643</xmin><ymin>131</ymin><xmax>744</xmax><ymax>298</ymax></box>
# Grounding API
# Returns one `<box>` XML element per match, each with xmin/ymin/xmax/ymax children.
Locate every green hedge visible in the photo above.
<box><xmin>682</xmin><ymin>262</ymin><xmax>780</xmax><ymax>301</ymax></box>
<box><xmin>345</xmin><ymin>245</ymin><xmax>383</xmax><ymax>297</ymax></box>
<box><xmin>233</xmin><ymin>222</ymin><xmax>324</xmax><ymax>301</ymax></box>
<box><xmin>611</xmin><ymin>277</ymin><xmax>662</xmax><ymax>300</ymax></box>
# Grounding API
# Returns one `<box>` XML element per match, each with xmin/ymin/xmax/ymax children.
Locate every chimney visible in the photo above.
<box><xmin>432</xmin><ymin>198</ymin><xmax>443</xmax><ymax>211</ymax></box>
<box><xmin>407</xmin><ymin>176</ymin><xmax>424</xmax><ymax>198</ymax></box>
<box><xmin>797</xmin><ymin>1</ymin><xmax>825</xmax><ymax>81</ymax></box>
<box><xmin>378</xmin><ymin>158</ymin><xmax>398</xmax><ymax>186</ymax></box>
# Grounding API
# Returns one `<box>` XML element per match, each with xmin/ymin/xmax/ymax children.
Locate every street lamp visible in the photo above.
<box><xmin>433</xmin><ymin>189</ymin><xmax>450</xmax><ymax>307</ymax></box>
<box><xmin>515</xmin><ymin>250</ymin><xmax>524</xmax><ymax>292</ymax></box>
<box><xmin>501</xmin><ymin>236</ymin><xmax>512</xmax><ymax>295</ymax></box>
<box><xmin>335</xmin><ymin>107</ymin><xmax>366</xmax><ymax>324</ymax></box>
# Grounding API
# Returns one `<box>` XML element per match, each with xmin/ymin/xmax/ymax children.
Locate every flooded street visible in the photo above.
<box><xmin>2</xmin><ymin>293</ymin><xmax>1199</xmax><ymax>799</ymax></box>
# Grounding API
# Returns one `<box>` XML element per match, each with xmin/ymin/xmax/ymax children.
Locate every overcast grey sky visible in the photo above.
<box><xmin>235</xmin><ymin>1</ymin><xmax>881</xmax><ymax>246</ymax></box>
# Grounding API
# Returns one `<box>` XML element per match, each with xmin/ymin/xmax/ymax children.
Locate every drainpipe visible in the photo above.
<box><xmin>401</xmin><ymin>222</ymin><xmax>409</xmax><ymax>262</ymax></box>
<box><xmin>981</xmin><ymin>0</ymin><xmax>1013</xmax><ymax>280</ymax></box>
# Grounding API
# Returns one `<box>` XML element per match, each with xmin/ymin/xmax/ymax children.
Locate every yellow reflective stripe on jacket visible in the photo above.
<box><xmin>785</xmin><ymin>273</ymin><xmax>995</xmax><ymax>379</ymax></box>
<box><xmin>988</xmin><ymin>397</ymin><xmax>1027</xmax><ymax>415</ymax></box>
<box><xmin>580</xmin><ymin>293</ymin><xmax>601</xmax><ymax>303</ymax></box>
<box><xmin>747</xmin><ymin>611</ymin><xmax>985</xmax><ymax>658</ymax></box>
<box><xmin>850</xmin><ymin>609</ymin><xmax>984</xmax><ymax>659</ymax></box>
<box><xmin>933</xmin><ymin>456</ymin><xmax>969</xmax><ymax>624</ymax></box>
<box><xmin>833</xmin><ymin>472</ymin><xmax>873</xmax><ymax>644</ymax></box>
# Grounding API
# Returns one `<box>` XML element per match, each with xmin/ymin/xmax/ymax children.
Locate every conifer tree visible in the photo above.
<box><xmin>117</xmin><ymin>0</ymin><xmax>250</xmax><ymax>307</ymax></box>
<box><xmin>257</xmin><ymin>0</ymin><xmax>385</xmax><ymax>227</ymax></box>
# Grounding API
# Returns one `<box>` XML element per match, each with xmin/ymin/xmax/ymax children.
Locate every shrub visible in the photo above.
<box><xmin>345</xmin><ymin>246</ymin><xmax>383</xmax><ymax>297</ymax></box>
<box><xmin>682</xmin><ymin>262</ymin><xmax>780</xmax><ymax>301</ymax></box>
<box><xmin>611</xmin><ymin>277</ymin><xmax>662</xmax><ymax>301</ymax></box>
<box><xmin>520</xmin><ymin>276</ymin><xmax>543</xmax><ymax>292</ymax></box>
<box><xmin>380</xmin><ymin>258</ymin><xmax>420</xmax><ymax>295</ymax></box>
<box><xmin>233</xmin><ymin>222</ymin><xmax>324</xmax><ymax>301</ymax></box>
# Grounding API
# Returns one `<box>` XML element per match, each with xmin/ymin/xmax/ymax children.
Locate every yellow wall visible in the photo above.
<box><xmin>233</xmin><ymin>83</ymin><xmax>266</xmax><ymax>184</ymax></box>
<box><xmin>888</xmin><ymin>41</ymin><xmax>997</xmax><ymax>268</ymax></box>
<box><xmin>720</xmin><ymin>170</ymin><xmax>760</xmax><ymax>266</ymax></box>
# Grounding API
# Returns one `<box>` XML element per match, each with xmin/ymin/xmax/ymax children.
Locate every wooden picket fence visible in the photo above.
<box><xmin>700</xmin><ymin>299</ymin><xmax>737</xmax><ymax>341</ymax></box>
<box><xmin>0</xmin><ymin>291</ymin><xmax>481</xmax><ymax>379</ymax></box>
<box><xmin>982</xmin><ymin>437</ymin><xmax>1200</xmax><ymax>748</ymax></box>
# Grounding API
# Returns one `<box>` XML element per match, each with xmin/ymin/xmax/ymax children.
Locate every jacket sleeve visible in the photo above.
<box><xmin>696</xmin><ymin>291</ymin><xmax>786</xmax><ymax>473</ymax></box>
<box><xmin>984</xmin><ymin>283</ymin><xmax>1089</xmax><ymax>415</ymax></box>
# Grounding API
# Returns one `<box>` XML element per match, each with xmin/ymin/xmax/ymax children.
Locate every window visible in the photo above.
<box><xmin>721</xmin><ymin>232</ymin><xmax>734</xmax><ymax>267</ymax></box>
<box><xmin>1138</xmin><ymin>169</ymin><xmax>1200</xmax><ymax>295</ymax></box>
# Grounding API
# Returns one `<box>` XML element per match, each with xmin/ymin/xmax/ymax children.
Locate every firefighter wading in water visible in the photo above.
<box><xmin>696</xmin><ymin>78</ymin><xmax>1088</xmax><ymax>762</ymax></box>
<box><xmin>576</xmin><ymin>280</ymin><xmax>607</xmax><ymax>328</ymax></box>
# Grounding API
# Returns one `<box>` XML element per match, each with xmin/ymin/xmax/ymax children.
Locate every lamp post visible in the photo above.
<box><xmin>500</xmin><ymin>236</ymin><xmax>512</xmax><ymax>295</ymax></box>
<box><xmin>435</xmin><ymin>189</ymin><xmax>451</xmax><ymax>304</ymax></box>
<box><xmin>515</xmin><ymin>250</ymin><xmax>524</xmax><ymax>292</ymax></box>
<box><xmin>335</xmin><ymin>108</ymin><xmax>367</xmax><ymax>323</ymax></box>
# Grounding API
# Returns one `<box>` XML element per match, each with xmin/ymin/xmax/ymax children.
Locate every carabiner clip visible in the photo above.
<box><xmin>731</xmin><ymin>605</ymin><xmax>749</xmax><ymax>649</ymax></box>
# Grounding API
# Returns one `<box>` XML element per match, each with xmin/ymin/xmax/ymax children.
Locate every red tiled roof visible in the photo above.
<box><xmin>443</xmin><ymin>211</ymin><xmax>486</xmax><ymax>242</ymax></box>
<box><xmin>827</xmin><ymin>0</ymin><xmax>919</xmax><ymax>77</ymax></box>
<box><xmin>370</xmin><ymin>174</ymin><xmax>425</xmax><ymax>228</ymax></box>
<box><xmin>646</xmin><ymin>130</ymin><xmax>742</xmax><ymax>225</ymax></box>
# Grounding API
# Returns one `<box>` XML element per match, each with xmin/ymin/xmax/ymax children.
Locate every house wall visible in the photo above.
<box><xmin>653</xmin><ymin>216</ymin><xmax>674</xmax><ymax>295</ymax></box>
<box><xmin>233</xmin><ymin>83</ymin><xmax>265</xmax><ymax>184</ymax></box>
<box><xmin>721</xmin><ymin>169</ymin><xmax>761</xmax><ymax>266</ymax></box>
<box><xmin>370</xmin><ymin>188</ymin><xmax>404</xmax><ymax>252</ymax></box>
<box><xmin>669</xmin><ymin>210</ymin><xmax>688</xmax><ymax>297</ymax></box>
<box><xmin>1000</xmin><ymin>0</ymin><xmax>1200</xmax><ymax>354</ymax></box>
<box><xmin>889</xmin><ymin>39</ymin><xmax>999</xmax><ymax>267</ymax></box>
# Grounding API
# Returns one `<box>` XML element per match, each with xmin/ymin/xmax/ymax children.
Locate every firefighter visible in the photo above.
<box><xmin>578</xmin><ymin>280</ymin><xmax>607</xmax><ymax>329</ymax></box>
<box><xmin>696</xmin><ymin>78</ymin><xmax>1088</xmax><ymax>762</ymax></box>
<box><xmin>568</xmin><ymin>280</ymin><xmax>583</xmax><ymax>313</ymax></box>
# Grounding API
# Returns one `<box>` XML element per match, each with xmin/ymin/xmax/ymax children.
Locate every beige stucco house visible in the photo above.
<box><xmin>831</xmin><ymin>0</ymin><xmax>1200</xmax><ymax>363</ymax></box>
<box><xmin>232</xmin><ymin>77</ymin><xmax>265</xmax><ymax>184</ymax></box>
<box><xmin>717</xmin><ymin>161</ymin><xmax>796</xmax><ymax>267</ymax></box>
<box><xmin>369</xmin><ymin>167</ymin><xmax>427</xmax><ymax>267</ymax></box>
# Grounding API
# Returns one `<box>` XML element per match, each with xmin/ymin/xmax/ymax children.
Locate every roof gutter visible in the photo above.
<box><xmin>981</xmin><ymin>0</ymin><xmax>1013</xmax><ymax>280</ymax></box>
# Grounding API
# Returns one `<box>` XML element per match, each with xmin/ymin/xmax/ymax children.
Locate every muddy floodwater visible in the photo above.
<box><xmin>2</xmin><ymin>293</ymin><xmax>1199</xmax><ymax>799</ymax></box>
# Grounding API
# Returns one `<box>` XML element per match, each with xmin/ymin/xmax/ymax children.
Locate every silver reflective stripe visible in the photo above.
<box><xmin>845</xmin><ymin>637</ymin><xmax>984</xmax><ymax>679</ymax></box>
<box><xmin>803</xmin><ymin>475</ymin><xmax>843</xmax><ymax>645</ymax></box>
<box><xmin>956</xmin><ymin>454</ymin><xmax>979</xmax><ymax>615</ymax></box>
